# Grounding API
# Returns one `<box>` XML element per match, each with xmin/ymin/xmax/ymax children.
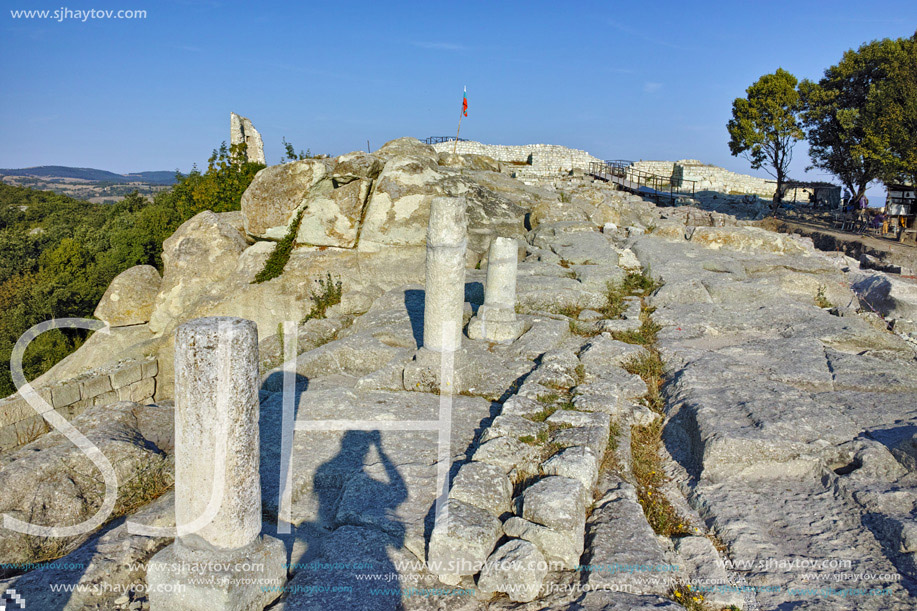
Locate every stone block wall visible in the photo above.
<box><xmin>631</xmin><ymin>159</ymin><xmax>780</xmax><ymax>197</ymax></box>
<box><xmin>0</xmin><ymin>356</ymin><xmax>158</xmax><ymax>453</ymax></box>
<box><xmin>431</xmin><ymin>141</ymin><xmax>604</xmax><ymax>175</ymax></box>
<box><xmin>629</xmin><ymin>160</ymin><xmax>676</xmax><ymax>178</ymax></box>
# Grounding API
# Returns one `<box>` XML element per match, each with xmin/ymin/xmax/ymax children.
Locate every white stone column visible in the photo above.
<box><xmin>147</xmin><ymin>317</ymin><xmax>285</xmax><ymax>611</ymax></box>
<box><xmin>423</xmin><ymin>196</ymin><xmax>467</xmax><ymax>352</ymax></box>
<box><xmin>468</xmin><ymin>237</ymin><xmax>524</xmax><ymax>343</ymax></box>
<box><xmin>173</xmin><ymin>317</ymin><xmax>261</xmax><ymax>548</ymax></box>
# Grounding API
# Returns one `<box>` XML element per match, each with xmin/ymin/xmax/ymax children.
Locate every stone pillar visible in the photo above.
<box><xmin>468</xmin><ymin>237</ymin><xmax>524</xmax><ymax>343</ymax></box>
<box><xmin>423</xmin><ymin>196</ymin><xmax>467</xmax><ymax>352</ymax></box>
<box><xmin>147</xmin><ymin>317</ymin><xmax>286</xmax><ymax>611</ymax></box>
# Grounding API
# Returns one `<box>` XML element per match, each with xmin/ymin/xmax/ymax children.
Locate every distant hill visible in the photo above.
<box><xmin>0</xmin><ymin>166</ymin><xmax>179</xmax><ymax>185</ymax></box>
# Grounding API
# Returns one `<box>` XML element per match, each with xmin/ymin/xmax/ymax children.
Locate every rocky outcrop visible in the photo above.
<box><xmin>239</xmin><ymin>137</ymin><xmax>530</xmax><ymax>253</ymax></box>
<box><xmin>851</xmin><ymin>270</ymin><xmax>917</xmax><ymax>322</ymax></box>
<box><xmin>357</xmin><ymin>154</ymin><xmax>447</xmax><ymax>250</ymax></box>
<box><xmin>19</xmin><ymin>135</ymin><xmax>917</xmax><ymax>610</ymax></box>
<box><xmin>0</xmin><ymin>401</ymin><xmax>173</xmax><ymax>569</ymax></box>
<box><xmin>295</xmin><ymin>177</ymin><xmax>370</xmax><ymax>247</ymax></box>
<box><xmin>148</xmin><ymin>211</ymin><xmax>249</xmax><ymax>335</ymax></box>
<box><xmin>229</xmin><ymin>112</ymin><xmax>265</xmax><ymax>165</ymax></box>
<box><xmin>241</xmin><ymin>159</ymin><xmax>333</xmax><ymax>239</ymax></box>
<box><xmin>93</xmin><ymin>265</ymin><xmax>162</xmax><ymax>327</ymax></box>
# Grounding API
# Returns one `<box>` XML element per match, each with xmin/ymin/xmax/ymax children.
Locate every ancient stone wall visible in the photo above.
<box><xmin>628</xmin><ymin>160</ymin><xmax>675</xmax><ymax>177</ymax></box>
<box><xmin>631</xmin><ymin>159</ymin><xmax>780</xmax><ymax>196</ymax></box>
<box><xmin>431</xmin><ymin>141</ymin><xmax>604</xmax><ymax>176</ymax></box>
<box><xmin>0</xmin><ymin>356</ymin><xmax>158</xmax><ymax>453</ymax></box>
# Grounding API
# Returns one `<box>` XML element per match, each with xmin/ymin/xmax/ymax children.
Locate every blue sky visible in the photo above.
<box><xmin>2</xmin><ymin>0</ymin><xmax>915</xmax><ymax>194</ymax></box>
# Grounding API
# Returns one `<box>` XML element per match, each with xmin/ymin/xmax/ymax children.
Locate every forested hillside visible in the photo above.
<box><xmin>0</xmin><ymin>143</ymin><xmax>264</xmax><ymax>396</ymax></box>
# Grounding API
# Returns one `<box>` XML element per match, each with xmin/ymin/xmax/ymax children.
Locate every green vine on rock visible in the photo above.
<box><xmin>253</xmin><ymin>208</ymin><xmax>305</xmax><ymax>283</ymax></box>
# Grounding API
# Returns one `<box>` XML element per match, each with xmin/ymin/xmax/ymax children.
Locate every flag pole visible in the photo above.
<box><xmin>453</xmin><ymin>86</ymin><xmax>466</xmax><ymax>155</ymax></box>
<box><xmin>453</xmin><ymin>111</ymin><xmax>463</xmax><ymax>155</ymax></box>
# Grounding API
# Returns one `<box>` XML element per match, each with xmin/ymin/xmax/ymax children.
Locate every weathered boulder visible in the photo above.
<box><xmin>372</xmin><ymin>136</ymin><xmax>436</xmax><ymax>161</ymax></box>
<box><xmin>852</xmin><ymin>271</ymin><xmax>917</xmax><ymax>321</ymax></box>
<box><xmin>331</xmin><ymin>151</ymin><xmax>384</xmax><ymax>185</ymax></box>
<box><xmin>0</xmin><ymin>401</ymin><xmax>173</xmax><ymax>569</ymax></box>
<box><xmin>448</xmin><ymin>178</ymin><xmax>527</xmax><ymax>253</ymax></box>
<box><xmin>148</xmin><ymin>211</ymin><xmax>249</xmax><ymax>335</ymax></box>
<box><xmin>477</xmin><ymin>539</ymin><xmax>547</xmax><ymax>602</ymax></box>
<box><xmin>436</xmin><ymin>151</ymin><xmax>466</xmax><ymax>168</ymax></box>
<box><xmin>438</xmin><ymin>153</ymin><xmax>501</xmax><ymax>173</ymax></box>
<box><xmin>448</xmin><ymin>461</ymin><xmax>513</xmax><ymax>517</ymax></box>
<box><xmin>427</xmin><ymin>498</ymin><xmax>502</xmax><ymax>580</ymax></box>
<box><xmin>521</xmin><ymin>476</ymin><xmax>587</xmax><ymax>534</ymax></box>
<box><xmin>93</xmin><ymin>265</ymin><xmax>162</xmax><ymax>327</ymax></box>
<box><xmin>240</xmin><ymin>159</ymin><xmax>333</xmax><ymax>239</ymax></box>
<box><xmin>583</xmin><ymin>481</ymin><xmax>677</xmax><ymax>596</ymax></box>
<box><xmin>357</xmin><ymin>155</ymin><xmax>447</xmax><ymax>250</ymax></box>
<box><xmin>1</xmin><ymin>493</ymin><xmax>174</xmax><ymax>610</ymax></box>
<box><xmin>687</xmin><ymin>226</ymin><xmax>811</xmax><ymax>255</ymax></box>
<box><xmin>541</xmin><ymin>446</ymin><xmax>599</xmax><ymax>491</ymax></box>
<box><xmin>295</xmin><ymin>178</ymin><xmax>371</xmax><ymax>248</ymax></box>
<box><xmin>503</xmin><ymin>515</ymin><xmax>584</xmax><ymax>570</ymax></box>
<box><xmin>465</xmin><ymin>154</ymin><xmax>502</xmax><ymax>172</ymax></box>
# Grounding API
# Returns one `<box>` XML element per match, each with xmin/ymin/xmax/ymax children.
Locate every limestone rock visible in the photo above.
<box><xmin>521</xmin><ymin>476</ymin><xmax>587</xmax><ymax>533</ymax></box>
<box><xmin>240</xmin><ymin>159</ymin><xmax>332</xmax><ymax>238</ymax></box>
<box><xmin>280</xmin><ymin>526</ymin><xmax>426</xmax><ymax>611</ymax></box>
<box><xmin>583</xmin><ymin>481</ymin><xmax>673</xmax><ymax>596</ymax></box>
<box><xmin>230</xmin><ymin>112</ymin><xmax>265</xmax><ymax>165</ymax></box>
<box><xmin>295</xmin><ymin>178</ymin><xmax>371</xmax><ymax>248</ymax></box>
<box><xmin>0</xmin><ymin>401</ymin><xmax>174</xmax><ymax>567</ymax></box>
<box><xmin>503</xmin><ymin>516</ymin><xmax>583</xmax><ymax>570</ymax></box>
<box><xmin>465</xmin><ymin>154</ymin><xmax>502</xmax><ymax>172</ymax></box>
<box><xmin>373</xmin><ymin>136</ymin><xmax>437</xmax><ymax>161</ymax></box>
<box><xmin>480</xmin><ymin>414</ymin><xmax>547</xmax><ymax>444</ymax></box>
<box><xmin>578</xmin><ymin>336</ymin><xmax>649</xmax><ymax>377</ymax></box>
<box><xmin>852</xmin><ymin>271</ymin><xmax>917</xmax><ymax>321</ymax></box>
<box><xmin>331</xmin><ymin>151</ymin><xmax>384</xmax><ymax>185</ymax></box>
<box><xmin>449</xmin><ymin>178</ymin><xmax>527</xmax><ymax>253</ymax></box>
<box><xmin>93</xmin><ymin>265</ymin><xmax>162</xmax><ymax>327</ymax></box>
<box><xmin>472</xmin><ymin>436</ymin><xmax>542</xmax><ymax>474</ymax></box>
<box><xmin>448</xmin><ymin>461</ymin><xmax>513</xmax><ymax>516</ymax></box>
<box><xmin>0</xmin><ymin>491</ymin><xmax>175</xmax><ymax>610</ymax></box>
<box><xmin>674</xmin><ymin>536</ymin><xmax>744</xmax><ymax>609</ymax></box>
<box><xmin>148</xmin><ymin>211</ymin><xmax>249</xmax><ymax>335</ymax></box>
<box><xmin>358</xmin><ymin>155</ymin><xmax>446</xmax><ymax>249</ymax></box>
<box><xmin>477</xmin><ymin>539</ymin><xmax>547</xmax><ymax>603</ymax></box>
<box><xmin>541</xmin><ymin>446</ymin><xmax>599</xmax><ymax>492</ymax></box>
<box><xmin>687</xmin><ymin>226</ymin><xmax>811</xmax><ymax>255</ymax></box>
<box><xmin>427</xmin><ymin>498</ymin><xmax>502</xmax><ymax>578</ymax></box>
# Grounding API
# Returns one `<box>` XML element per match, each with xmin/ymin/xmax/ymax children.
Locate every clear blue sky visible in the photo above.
<box><xmin>2</xmin><ymin>0</ymin><xmax>915</xmax><ymax>193</ymax></box>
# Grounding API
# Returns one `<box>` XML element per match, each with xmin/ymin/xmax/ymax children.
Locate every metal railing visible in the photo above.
<box><xmin>423</xmin><ymin>136</ymin><xmax>469</xmax><ymax>145</ymax></box>
<box><xmin>588</xmin><ymin>161</ymin><xmax>696</xmax><ymax>203</ymax></box>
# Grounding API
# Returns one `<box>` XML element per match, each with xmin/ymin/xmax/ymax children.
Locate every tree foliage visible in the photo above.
<box><xmin>0</xmin><ymin>143</ymin><xmax>264</xmax><ymax>397</ymax></box>
<box><xmin>281</xmin><ymin>137</ymin><xmax>329</xmax><ymax>163</ymax></box>
<box><xmin>878</xmin><ymin>33</ymin><xmax>917</xmax><ymax>186</ymax></box>
<box><xmin>800</xmin><ymin>36</ymin><xmax>907</xmax><ymax>198</ymax></box>
<box><xmin>727</xmin><ymin>68</ymin><xmax>804</xmax><ymax>205</ymax></box>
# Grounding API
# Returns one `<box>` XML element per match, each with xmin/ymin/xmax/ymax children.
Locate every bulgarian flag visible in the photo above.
<box><xmin>462</xmin><ymin>86</ymin><xmax>468</xmax><ymax>117</ymax></box>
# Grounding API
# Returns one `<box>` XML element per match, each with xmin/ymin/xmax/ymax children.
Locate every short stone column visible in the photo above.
<box><xmin>147</xmin><ymin>317</ymin><xmax>286</xmax><ymax>611</ymax></box>
<box><xmin>423</xmin><ymin>196</ymin><xmax>467</xmax><ymax>352</ymax></box>
<box><xmin>468</xmin><ymin>237</ymin><xmax>524</xmax><ymax>343</ymax></box>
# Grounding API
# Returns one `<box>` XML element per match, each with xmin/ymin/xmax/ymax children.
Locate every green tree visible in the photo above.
<box><xmin>800</xmin><ymin>36</ymin><xmax>909</xmax><ymax>200</ymax></box>
<box><xmin>0</xmin><ymin>141</ymin><xmax>264</xmax><ymax>397</ymax></box>
<box><xmin>877</xmin><ymin>32</ymin><xmax>917</xmax><ymax>186</ymax></box>
<box><xmin>727</xmin><ymin>68</ymin><xmax>804</xmax><ymax>209</ymax></box>
<box><xmin>281</xmin><ymin>137</ymin><xmax>329</xmax><ymax>162</ymax></box>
